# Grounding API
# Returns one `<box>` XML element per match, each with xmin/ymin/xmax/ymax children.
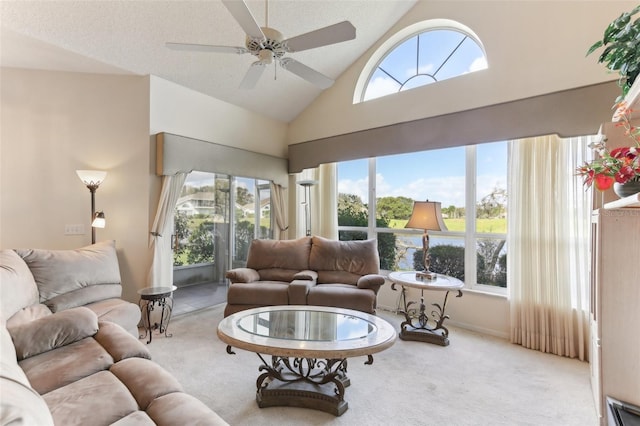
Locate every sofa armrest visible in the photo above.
<box><xmin>225</xmin><ymin>268</ymin><xmax>260</xmax><ymax>283</ymax></box>
<box><xmin>288</xmin><ymin>279</ymin><xmax>317</xmax><ymax>305</ymax></box>
<box><xmin>8</xmin><ymin>307</ymin><xmax>99</xmax><ymax>360</ymax></box>
<box><xmin>293</xmin><ymin>270</ymin><xmax>318</xmax><ymax>281</ymax></box>
<box><xmin>356</xmin><ymin>274</ymin><xmax>386</xmax><ymax>293</ymax></box>
<box><xmin>94</xmin><ymin>321</ymin><xmax>151</xmax><ymax>362</ymax></box>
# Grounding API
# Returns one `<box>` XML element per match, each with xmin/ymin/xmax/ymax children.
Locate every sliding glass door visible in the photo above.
<box><xmin>172</xmin><ymin>171</ymin><xmax>272</xmax><ymax>314</ymax></box>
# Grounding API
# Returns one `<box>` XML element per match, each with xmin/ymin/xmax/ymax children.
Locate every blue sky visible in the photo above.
<box><xmin>342</xmin><ymin>27</ymin><xmax>498</xmax><ymax>207</ymax></box>
<box><xmin>364</xmin><ymin>29</ymin><xmax>487</xmax><ymax>101</ymax></box>
<box><xmin>338</xmin><ymin>142</ymin><xmax>507</xmax><ymax>208</ymax></box>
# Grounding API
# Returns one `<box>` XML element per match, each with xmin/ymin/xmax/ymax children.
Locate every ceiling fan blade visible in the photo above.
<box><xmin>166</xmin><ymin>42</ymin><xmax>248</xmax><ymax>55</ymax></box>
<box><xmin>221</xmin><ymin>0</ymin><xmax>266</xmax><ymax>41</ymax></box>
<box><xmin>280</xmin><ymin>58</ymin><xmax>334</xmax><ymax>89</ymax></box>
<box><xmin>239</xmin><ymin>62</ymin><xmax>266</xmax><ymax>90</ymax></box>
<box><xmin>284</xmin><ymin>21</ymin><xmax>356</xmax><ymax>53</ymax></box>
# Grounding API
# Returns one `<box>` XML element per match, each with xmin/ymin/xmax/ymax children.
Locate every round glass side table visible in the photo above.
<box><xmin>137</xmin><ymin>285</ymin><xmax>177</xmax><ymax>344</ymax></box>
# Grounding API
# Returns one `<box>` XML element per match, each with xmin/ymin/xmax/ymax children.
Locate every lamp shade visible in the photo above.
<box><xmin>297</xmin><ymin>180</ymin><xmax>319</xmax><ymax>187</ymax></box>
<box><xmin>405</xmin><ymin>201</ymin><xmax>448</xmax><ymax>232</ymax></box>
<box><xmin>92</xmin><ymin>211</ymin><xmax>106</xmax><ymax>228</ymax></box>
<box><xmin>76</xmin><ymin>170</ymin><xmax>107</xmax><ymax>187</ymax></box>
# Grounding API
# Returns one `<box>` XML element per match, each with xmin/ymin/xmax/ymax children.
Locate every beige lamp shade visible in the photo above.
<box><xmin>405</xmin><ymin>201</ymin><xmax>448</xmax><ymax>231</ymax></box>
<box><xmin>76</xmin><ymin>170</ymin><xmax>107</xmax><ymax>188</ymax></box>
<box><xmin>92</xmin><ymin>211</ymin><xmax>106</xmax><ymax>228</ymax></box>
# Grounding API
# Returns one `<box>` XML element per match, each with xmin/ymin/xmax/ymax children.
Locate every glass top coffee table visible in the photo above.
<box><xmin>217</xmin><ymin>305</ymin><xmax>396</xmax><ymax>416</ymax></box>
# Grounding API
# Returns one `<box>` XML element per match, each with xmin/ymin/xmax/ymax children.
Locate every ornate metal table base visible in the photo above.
<box><xmin>227</xmin><ymin>347</ymin><xmax>373</xmax><ymax>416</ymax></box>
<box><xmin>138</xmin><ymin>287</ymin><xmax>175</xmax><ymax>344</ymax></box>
<box><xmin>396</xmin><ymin>286</ymin><xmax>463</xmax><ymax>346</ymax></box>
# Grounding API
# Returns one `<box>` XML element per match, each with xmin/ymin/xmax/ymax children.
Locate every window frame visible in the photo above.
<box><xmin>353</xmin><ymin>19</ymin><xmax>487</xmax><ymax>104</ymax></box>
<box><xmin>336</xmin><ymin>144</ymin><xmax>507</xmax><ymax>295</ymax></box>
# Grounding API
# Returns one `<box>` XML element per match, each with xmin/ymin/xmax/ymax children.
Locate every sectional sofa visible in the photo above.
<box><xmin>224</xmin><ymin>236</ymin><xmax>386</xmax><ymax>316</ymax></box>
<box><xmin>0</xmin><ymin>240</ymin><xmax>227</xmax><ymax>425</ymax></box>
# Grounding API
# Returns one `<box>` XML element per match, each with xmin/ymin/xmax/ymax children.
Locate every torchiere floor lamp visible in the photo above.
<box><xmin>76</xmin><ymin>170</ymin><xmax>107</xmax><ymax>244</ymax></box>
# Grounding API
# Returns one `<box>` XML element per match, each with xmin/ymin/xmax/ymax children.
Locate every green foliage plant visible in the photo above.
<box><xmin>337</xmin><ymin>197</ymin><xmax>397</xmax><ymax>270</ymax></box>
<box><xmin>587</xmin><ymin>5</ymin><xmax>640</xmax><ymax>100</ymax></box>
<box><xmin>413</xmin><ymin>246</ymin><xmax>465</xmax><ymax>280</ymax></box>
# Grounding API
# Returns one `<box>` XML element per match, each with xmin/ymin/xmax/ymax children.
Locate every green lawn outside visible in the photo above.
<box><xmin>388</xmin><ymin>218</ymin><xmax>506</xmax><ymax>233</ymax></box>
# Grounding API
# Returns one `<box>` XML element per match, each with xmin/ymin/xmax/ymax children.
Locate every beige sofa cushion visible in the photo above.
<box><xmin>19</xmin><ymin>336</ymin><xmax>115</xmax><ymax>394</ymax></box>
<box><xmin>307</xmin><ymin>284</ymin><xmax>377</xmax><ymax>314</ymax></box>
<box><xmin>0</xmin><ymin>321</ymin><xmax>54</xmax><ymax>426</ymax></box>
<box><xmin>227</xmin><ymin>282</ymin><xmax>289</xmax><ymax>306</ymax></box>
<box><xmin>84</xmin><ymin>298</ymin><xmax>142</xmax><ymax>336</ymax></box>
<box><xmin>309</xmin><ymin>237</ymin><xmax>381</xmax><ymax>284</ymax></box>
<box><xmin>246</xmin><ymin>237</ymin><xmax>311</xmax><ymax>271</ymax></box>
<box><xmin>9</xmin><ymin>307</ymin><xmax>99</xmax><ymax>360</ymax></box>
<box><xmin>44</xmin><ymin>370</ymin><xmax>140</xmax><ymax>425</ymax></box>
<box><xmin>15</xmin><ymin>240</ymin><xmax>122</xmax><ymax>312</ymax></box>
<box><xmin>146</xmin><ymin>392</ymin><xmax>229</xmax><ymax>425</ymax></box>
<box><xmin>0</xmin><ymin>249</ymin><xmax>40</xmax><ymax>321</ymax></box>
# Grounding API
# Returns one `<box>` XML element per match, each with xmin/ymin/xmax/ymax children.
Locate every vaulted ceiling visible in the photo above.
<box><xmin>0</xmin><ymin>0</ymin><xmax>418</xmax><ymax>122</ymax></box>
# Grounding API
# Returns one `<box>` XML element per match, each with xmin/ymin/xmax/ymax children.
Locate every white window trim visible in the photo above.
<box><xmin>337</xmin><ymin>145</ymin><xmax>507</xmax><ymax>295</ymax></box>
<box><xmin>353</xmin><ymin>19</ymin><xmax>487</xmax><ymax>104</ymax></box>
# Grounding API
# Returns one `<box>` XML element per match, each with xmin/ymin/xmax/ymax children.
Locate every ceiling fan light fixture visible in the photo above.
<box><xmin>258</xmin><ymin>49</ymin><xmax>274</xmax><ymax>64</ymax></box>
<box><xmin>168</xmin><ymin>0</ymin><xmax>355</xmax><ymax>89</ymax></box>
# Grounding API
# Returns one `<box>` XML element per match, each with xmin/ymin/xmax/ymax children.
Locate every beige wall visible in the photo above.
<box><xmin>0</xmin><ymin>68</ymin><xmax>152</xmax><ymax>302</ymax></box>
<box><xmin>377</xmin><ymin>279</ymin><xmax>510</xmax><ymax>339</ymax></box>
<box><xmin>288</xmin><ymin>0</ymin><xmax>635</xmax><ymax>144</ymax></box>
<box><xmin>150</xmin><ymin>76</ymin><xmax>288</xmax><ymax>158</ymax></box>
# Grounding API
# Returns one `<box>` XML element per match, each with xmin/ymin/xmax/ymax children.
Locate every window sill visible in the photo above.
<box><xmin>463</xmin><ymin>287</ymin><xmax>507</xmax><ymax>299</ymax></box>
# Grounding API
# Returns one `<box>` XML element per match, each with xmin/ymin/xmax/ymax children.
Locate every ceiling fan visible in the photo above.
<box><xmin>166</xmin><ymin>0</ymin><xmax>356</xmax><ymax>90</ymax></box>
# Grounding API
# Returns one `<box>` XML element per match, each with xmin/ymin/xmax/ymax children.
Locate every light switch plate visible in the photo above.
<box><xmin>64</xmin><ymin>224</ymin><xmax>85</xmax><ymax>235</ymax></box>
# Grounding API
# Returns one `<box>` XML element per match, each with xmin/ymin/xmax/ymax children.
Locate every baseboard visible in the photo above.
<box><xmin>377</xmin><ymin>304</ymin><xmax>509</xmax><ymax>340</ymax></box>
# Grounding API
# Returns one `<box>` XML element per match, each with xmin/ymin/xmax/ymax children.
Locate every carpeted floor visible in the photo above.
<box><xmin>147</xmin><ymin>304</ymin><xmax>597</xmax><ymax>426</ymax></box>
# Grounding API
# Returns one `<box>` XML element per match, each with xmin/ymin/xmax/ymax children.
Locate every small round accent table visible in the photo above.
<box><xmin>388</xmin><ymin>271</ymin><xmax>463</xmax><ymax>346</ymax></box>
<box><xmin>138</xmin><ymin>285</ymin><xmax>177</xmax><ymax>344</ymax></box>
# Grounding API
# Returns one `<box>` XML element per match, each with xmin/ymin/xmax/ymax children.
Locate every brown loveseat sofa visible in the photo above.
<box><xmin>0</xmin><ymin>240</ymin><xmax>227</xmax><ymax>425</ymax></box>
<box><xmin>224</xmin><ymin>236</ymin><xmax>385</xmax><ymax>317</ymax></box>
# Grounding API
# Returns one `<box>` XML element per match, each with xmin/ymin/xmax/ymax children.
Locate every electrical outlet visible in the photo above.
<box><xmin>64</xmin><ymin>224</ymin><xmax>85</xmax><ymax>235</ymax></box>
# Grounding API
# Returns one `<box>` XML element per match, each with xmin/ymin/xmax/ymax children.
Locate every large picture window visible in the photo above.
<box><xmin>337</xmin><ymin>142</ymin><xmax>507</xmax><ymax>293</ymax></box>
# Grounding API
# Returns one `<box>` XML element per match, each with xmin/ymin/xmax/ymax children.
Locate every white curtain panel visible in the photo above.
<box><xmin>148</xmin><ymin>172</ymin><xmax>188</xmax><ymax>288</ymax></box>
<box><xmin>316</xmin><ymin>163</ymin><xmax>338</xmax><ymax>240</ymax></box>
<box><xmin>508</xmin><ymin>134</ymin><xmax>593</xmax><ymax>360</ymax></box>
<box><xmin>295</xmin><ymin>165</ymin><xmax>338</xmax><ymax>239</ymax></box>
<box><xmin>270</xmin><ymin>182</ymin><xmax>288</xmax><ymax>240</ymax></box>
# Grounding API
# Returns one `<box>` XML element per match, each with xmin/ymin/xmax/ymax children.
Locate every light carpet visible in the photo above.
<box><xmin>147</xmin><ymin>304</ymin><xmax>597</xmax><ymax>426</ymax></box>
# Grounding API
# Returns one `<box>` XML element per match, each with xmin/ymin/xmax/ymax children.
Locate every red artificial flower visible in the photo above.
<box><xmin>594</xmin><ymin>174</ymin><xmax>614</xmax><ymax>190</ymax></box>
<box><xmin>576</xmin><ymin>101</ymin><xmax>640</xmax><ymax>191</ymax></box>
<box><xmin>615</xmin><ymin>165</ymin><xmax>637</xmax><ymax>183</ymax></box>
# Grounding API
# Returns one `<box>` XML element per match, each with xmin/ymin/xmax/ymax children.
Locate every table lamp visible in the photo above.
<box><xmin>405</xmin><ymin>200</ymin><xmax>447</xmax><ymax>278</ymax></box>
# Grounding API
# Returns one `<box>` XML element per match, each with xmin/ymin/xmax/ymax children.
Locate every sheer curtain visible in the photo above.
<box><xmin>148</xmin><ymin>172</ymin><xmax>188</xmax><ymax>288</ymax></box>
<box><xmin>508</xmin><ymin>135</ymin><xmax>593</xmax><ymax>360</ymax></box>
<box><xmin>270</xmin><ymin>182</ymin><xmax>288</xmax><ymax>240</ymax></box>
<box><xmin>315</xmin><ymin>163</ymin><xmax>338</xmax><ymax>240</ymax></box>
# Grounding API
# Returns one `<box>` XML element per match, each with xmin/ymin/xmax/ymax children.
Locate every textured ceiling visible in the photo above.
<box><xmin>0</xmin><ymin>0</ymin><xmax>417</xmax><ymax>122</ymax></box>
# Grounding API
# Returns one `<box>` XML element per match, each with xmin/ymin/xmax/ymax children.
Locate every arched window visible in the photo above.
<box><xmin>356</xmin><ymin>20</ymin><xmax>487</xmax><ymax>102</ymax></box>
